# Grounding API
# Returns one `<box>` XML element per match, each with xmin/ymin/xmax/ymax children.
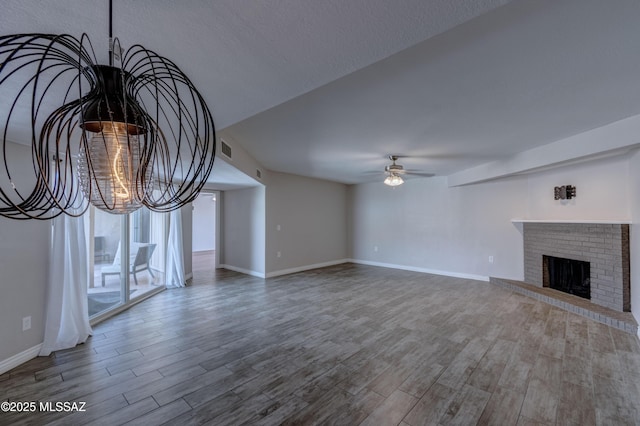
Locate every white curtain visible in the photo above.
<box><xmin>149</xmin><ymin>210</ymin><xmax>167</xmax><ymax>273</ymax></box>
<box><xmin>40</xmin><ymin>211</ymin><xmax>92</xmax><ymax>356</ymax></box>
<box><xmin>165</xmin><ymin>208</ymin><xmax>186</xmax><ymax>288</ymax></box>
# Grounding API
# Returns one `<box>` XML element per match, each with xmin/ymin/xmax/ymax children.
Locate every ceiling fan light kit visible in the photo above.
<box><xmin>0</xmin><ymin>0</ymin><xmax>216</xmax><ymax>219</ymax></box>
<box><xmin>384</xmin><ymin>173</ymin><xmax>404</xmax><ymax>187</ymax></box>
<box><xmin>383</xmin><ymin>155</ymin><xmax>405</xmax><ymax>187</ymax></box>
<box><xmin>380</xmin><ymin>155</ymin><xmax>435</xmax><ymax>186</ymax></box>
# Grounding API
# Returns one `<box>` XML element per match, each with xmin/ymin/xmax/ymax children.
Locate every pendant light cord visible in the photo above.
<box><xmin>108</xmin><ymin>0</ymin><xmax>113</xmax><ymax>66</ymax></box>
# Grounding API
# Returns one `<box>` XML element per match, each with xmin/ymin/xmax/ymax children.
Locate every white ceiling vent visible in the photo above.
<box><xmin>221</xmin><ymin>140</ymin><xmax>232</xmax><ymax>159</ymax></box>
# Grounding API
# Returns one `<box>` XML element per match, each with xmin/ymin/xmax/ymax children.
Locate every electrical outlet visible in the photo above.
<box><xmin>22</xmin><ymin>316</ymin><xmax>31</xmax><ymax>331</ymax></box>
<box><xmin>277</xmin><ymin>251</ymin><xmax>281</xmax><ymax>258</ymax></box>
<box><xmin>277</xmin><ymin>224</ymin><xmax>281</xmax><ymax>231</ymax></box>
<box><xmin>488</xmin><ymin>256</ymin><xmax>494</xmax><ymax>263</ymax></box>
<box><xmin>374</xmin><ymin>245</ymin><xmax>378</xmax><ymax>252</ymax></box>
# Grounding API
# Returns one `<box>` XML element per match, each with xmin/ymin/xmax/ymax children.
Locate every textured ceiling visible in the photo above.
<box><xmin>226</xmin><ymin>0</ymin><xmax>640</xmax><ymax>183</ymax></box>
<box><xmin>3</xmin><ymin>0</ymin><xmax>640</xmax><ymax>185</ymax></box>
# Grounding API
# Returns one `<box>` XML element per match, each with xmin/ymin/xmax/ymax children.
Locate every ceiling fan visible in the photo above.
<box><xmin>383</xmin><ymin>155</ymin><xmax>433</xmax><ymax>186</ymax></box>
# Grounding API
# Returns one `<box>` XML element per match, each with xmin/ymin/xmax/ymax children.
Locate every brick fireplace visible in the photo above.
<box><xmin>523</xmin><ymin>222</ymin><xmax>630</xmax><ymax>312</ymax></box>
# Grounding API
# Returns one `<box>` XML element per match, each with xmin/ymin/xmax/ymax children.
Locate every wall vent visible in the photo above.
<box><xmin>221</xmin><ymin>140</ymin><xmax>232</xmax><ymax>159</ymax></box>
<box><xmin>256</xmin><ymin>169</ymin><xmax>262</xmax><ymax>179</ymax></box>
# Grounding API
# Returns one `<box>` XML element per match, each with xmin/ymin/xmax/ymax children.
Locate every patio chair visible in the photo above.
<box><xmin>101</xmin><ymin>242</ymin><xmax>157</xmax><ymax>286</ymax></box>
<box><xmin>94</xmin><ymin>236</ymin><xmax>110</xmax><ymax>262</ymax></box>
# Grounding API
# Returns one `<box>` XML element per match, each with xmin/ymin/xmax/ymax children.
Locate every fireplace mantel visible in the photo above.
<box><xmin>512</xmin><ymin>219</ymin><xmax>632</xmax><ymax>224</ymax></box>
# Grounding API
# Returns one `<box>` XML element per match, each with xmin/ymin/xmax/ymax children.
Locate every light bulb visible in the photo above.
<box><xmin>384</xmin><ymin>173</ymin><xmax>404</xmax><ymax>187</ymax></box>
<box><xmin>78</xmin><ymin>121</ymin><xmax>151</xmax><ymax>214</ymax></box>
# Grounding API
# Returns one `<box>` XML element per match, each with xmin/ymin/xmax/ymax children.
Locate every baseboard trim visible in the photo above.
<box><xmin>266</xmin><ymin>259</ymin><xmax>350</xmax><ymax>278</ymax></box>
<box><xmin>220</xmin><ymin>264</ymin><xmax>266</xmax><ymax>278</ymax></box>
<box><xmin>185</xmin><ymin>272</ymin><xmax>193</xmax><ymax>281</ymax></box>
<box><xmin>0</xmin><ymin>343</ymin><xmax>43</xmax><ymax>375</ymax></box>
<box><xmin>348</xmin><ymin>259</ymin><xmax>489</xmax><ymax>282</ymax></box>
<box><xmin>221</xmin><ymin>259</ymin><xmax>489</xmax><ymax>282</ymax></box>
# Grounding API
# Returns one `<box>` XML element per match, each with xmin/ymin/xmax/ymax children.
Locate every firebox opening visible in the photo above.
<box><xmin>543</xmin><ymin>255</ymin><xmax>591</xmax><ymax>300</ymax></box>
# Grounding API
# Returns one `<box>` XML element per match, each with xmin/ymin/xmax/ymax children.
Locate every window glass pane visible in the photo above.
<box><xmin>87</xmin><ymin>208</ymin><xmax>124</xmax><ymax>317</ymax></box>
<box><xmin>129</xmin><ymin>207</ymin><xmax>166</xmax><ymax>300</ymax></box>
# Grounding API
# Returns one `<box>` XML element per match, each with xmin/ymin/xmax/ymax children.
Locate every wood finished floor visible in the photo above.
<box><xmin>2</xmin><ymin>259</ymin><xmax>640</xmax><ymax>425</ymax></box>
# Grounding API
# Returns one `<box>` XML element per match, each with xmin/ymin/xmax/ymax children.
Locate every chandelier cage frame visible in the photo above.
<box><xmin>0</xmin><ymin>0</ymin><xmax>216</xmax><ymax>220</ymax></box>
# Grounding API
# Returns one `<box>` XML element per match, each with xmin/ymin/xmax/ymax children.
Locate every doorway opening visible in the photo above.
<box><xmin>192</xmin><ymin>191</ymin><xmax>219</xmax><ymax>275</ymax></box>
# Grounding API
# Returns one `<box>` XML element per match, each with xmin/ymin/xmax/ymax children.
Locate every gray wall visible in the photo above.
<box><xmin>629</xmin><ymin>149</ymin><xmax>640</xmax><ymax>327</ymax></box>
<box><xmin>265</xmin><ymin>171</ymin><xmax>348</xmax><ymax>275</ymax></box>
<box><xmin>0</xmin><ymin>142</ymin><xmax>50</xmax><ymax>361</ymax></box>
<box><xmin>221</xmin><ymin>186</ymin><xmax>266</xmax><ymax>275</ymax></box>
<box><xmin>349</xmin><ymin>154</ymin><xmax>634</xmax><ymax>285</ymax></box>
<box><xmin>349</xmin><ymin>175</ymin><xmax>527</xmax><ymax>280</ymax></box>
<box><xmin>0</xmin><ymin>216</ymin><xmax>49</xmax><ymax>362</ymax></box>
<box><xmin>523</xmin><ymin>155</ymin><xmax>631</xmax><ymax>221</ymax></box>
<box><xmin>181</xmin><ymin>204</ymin><xmax>193</xmax><ymax>278</ymax></box>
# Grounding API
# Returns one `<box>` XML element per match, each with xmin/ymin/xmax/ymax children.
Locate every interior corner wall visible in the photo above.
<box><xmin>221</xmin><ymin>185</ymin><xmax>266</xmax><ymax>276</ymax></box>
<box><xmin>181</xmin><ymin>204</ymin><xmax>193</xmax><ymax>278</ymax></box>
<box><xmin>346</xmin><ymin>185</ymin><xmax>355</xmax><ymax>259</ymax></box>
<box><xmin>628</xmin><ymin>149</ymin><xmax>640</xmax><ymax>327</ymax></box>
<box><xmin>350</xmin><ymin>176</ymin><xmax>528</xmax><ymax>280</ymax></box>
<box><xmin>265</xmin><ymin>171</ymin><xmax>348</xmax><ymax>276</ymax></box>
<box><xmin>0</xmin><ymin>142</ymin><xmax>49</xmax><ymax>362</ymax></box>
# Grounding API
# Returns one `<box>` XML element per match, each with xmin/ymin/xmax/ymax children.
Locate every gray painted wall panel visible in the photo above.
<box><xmin>265</xmin><ymin>171</ymin><xmax>348</xmax><ymax>275</ymax></box>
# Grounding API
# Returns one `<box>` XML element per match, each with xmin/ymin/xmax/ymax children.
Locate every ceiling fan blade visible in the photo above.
<box><xmin>405</xmin><ymin>171</ymin><xmax>435</xmax><ymax>177</ymax></box>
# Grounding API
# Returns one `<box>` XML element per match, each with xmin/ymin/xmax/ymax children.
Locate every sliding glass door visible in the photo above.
<box><xmin>129</xmin><ymin>208</ymin><xmax>166</xmax><ymax>301</ymax></box>
<box><xmin>86</xmin><ymin>206</ymin><xmax>167</xmax><ymax>318</ymax></box>
<box><xmin>86</xmin><ymin>208</ymin><xmax>124</xmax><ymax>317</ymax></box>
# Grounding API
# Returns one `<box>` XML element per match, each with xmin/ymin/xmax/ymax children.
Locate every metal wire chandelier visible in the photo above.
<box><xmin>0</xmin><ymin>0</ymin><xmax>216</xmax><ymax>220</ymax></box>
